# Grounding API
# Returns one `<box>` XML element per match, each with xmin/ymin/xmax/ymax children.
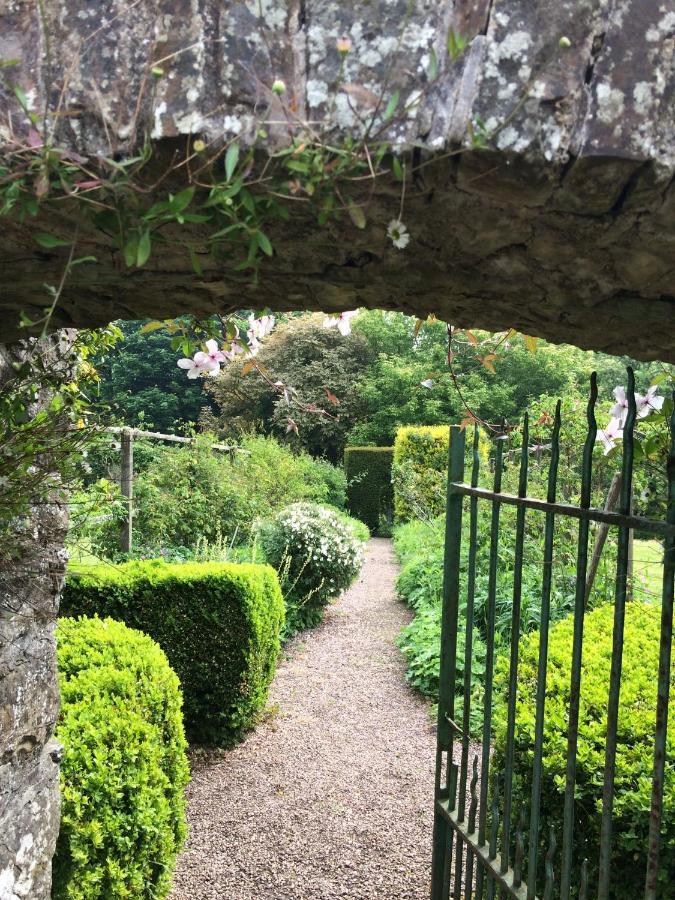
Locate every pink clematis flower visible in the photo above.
<box><xmin>596</xmin><ymin>417</ymin><xmax>624</xmax><ymax>455</ymax></box>
<box><xmin>248</xmin><ymin>314</ymin><xmax>275</xmax><ymax>340</ymax></box>
<box><xmin>177</xmin><ymin>352</ymin><xmax>219</xmax><ymax>379</ymax></box>
<box><xmin>637</xmin><ymin>385</ymin><xmax>665</xmax><ymax>419</ymax></box>
<box><xmin>611</xmin><ymin>384</ymin><xmax>664</xmax><ymax>424</ymax></box>
<box><xmin>203</xmin><ymin>339</ymin><xmax>227</xmax><ymax>366</ymax></box>
<box><xmin>177</xmin><ymin>339</ymin><xmax>226</xmax><ymax>378</ymax></box>
<box><xmin>323</xmin><ymin>310</ymin><xmax>359</xmax><ymax>336</ymax></box>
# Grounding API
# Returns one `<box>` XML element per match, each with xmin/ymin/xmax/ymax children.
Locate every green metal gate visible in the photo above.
<box><xmin>431</xmin><ymin>371</ymin><xmax>675</xmax><ymax>899</ymax></box>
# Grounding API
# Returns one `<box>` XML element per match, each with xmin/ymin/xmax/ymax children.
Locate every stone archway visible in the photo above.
<box><xmin>1</xmin><ymin>0</ymin><xmax>674</xmax><ymax>894</ymax></box>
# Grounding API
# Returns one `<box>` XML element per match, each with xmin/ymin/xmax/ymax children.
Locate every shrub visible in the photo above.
<box><xmin>53</xmin><ymin>616</ymin><xmax>189</xmax><ymax>900</ymax></box>
<box><xmin>256</xmin><ymin>503</ymin><xmax>366</xmax><ymax>633</ymax></box>
<box><xmin>60</xmin><ymin>561</ymin><xmax>285</xmax><ymax>745</ymax></box>
<box><xmin>344</xmin><ymin>446</ymin><xmax>394</xmax><ymax>533</ymax></box>
<box><xmin>84</xmin><ymin>433</ymin><xmax>346</xmax><ymax>558</ymax></box>
<box><xmin>494</xmin><ymin>601</ymin><xmax>674</xmax><ymax>897</ymax></box>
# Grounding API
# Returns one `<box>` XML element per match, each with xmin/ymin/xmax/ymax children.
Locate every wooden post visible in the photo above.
<box><xmin>120</xmin><ymin>427</ymin><xmax>133</xmax><ymax>553</ymax></box>
<box><xmin>584</xmin><ymin>472</ymin><xmax>622</xmax><ymax>607</ymax></box>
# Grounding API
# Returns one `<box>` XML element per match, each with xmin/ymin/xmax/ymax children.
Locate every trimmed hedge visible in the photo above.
<box><xmin>61</xmin><ymin>561</ymin><xmax>285</xmax><ymax>745</ymax></box>
<box><xmin>494</xmin><ymin>601</ymin><xmax>674</xmax><ymax>897</ymax></box>
<box><xmin>344</xmin><ymin>446</ymin><xmax>393</xmax><ymax>533</ymax></box>
<box><xmin>392</xmin><ymin>426</ymin><xmax>453</xmax><ymax>521</ymax></box>
<box><xmin>54</xmin><ymin>616</ymin><xmax>189</xmax><ymax>900</ymax></box>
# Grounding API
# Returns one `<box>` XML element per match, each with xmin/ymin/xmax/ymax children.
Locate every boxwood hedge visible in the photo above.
<box><xmin>61</xmin><ymin>561</ymin><xmax>285</xmax><ymax>745</ymax></box>
<box><xmin>344</xmin><ymin>446</ymin><xmax>393</xmax><ymax>533</ymax></box>
<box><xmin>54</xmin><ymin>616</ymin><xmax>189</xmax><ymax>900</ymax></box>
<box><xmin>494</xmin><ymin>601</ymin><xmax>674</xmax><ymax>897</ymax></box>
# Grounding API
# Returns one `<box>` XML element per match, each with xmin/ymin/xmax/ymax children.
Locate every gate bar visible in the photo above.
<box><xmin>476</xmin><ymin>437</ymin><xmax>505</xmax><ymax>898</ymax></box>
<box><xmin>431</xmin><ymin>426</ymin><xmax>466</xmax><ymax>898</ymax></box>
<box><xmin>501</xmin><ymin>415</ymin><xmax>530</xmax><ymax>875</ymax></box>
<box><xmin>597</xmin><ymin>369</ymin><xmax>637</xmax><ymax>899</ymax></box>
<box><xmin>446</xmin><ymin>486</ymin><xmax>675</xmax><ymax>537</ymax></box>
<box><xmin>560</xmin><ymin>374</ymin><xmax>598</xmax><ymax>897</ymax></box>
<box><xmin>644</xmin><ymin>395</ymin><xmax>675</xmax><ymax>898</ymax></box>
<box><xmin>527</xmin><ymin>401</ymin><xmax>561</xmax><ymax>898</ymax></box>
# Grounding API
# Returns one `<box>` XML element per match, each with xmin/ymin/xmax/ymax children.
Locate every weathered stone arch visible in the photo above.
<box><xmin>0</xmin><ymin>0</ymin><xmax>673</xmax><ymax>357</ymax></box>
<box><xmin>0</xmin><ymin>0</ymin><xmax>674</xmax><ymax>895</ymax></box>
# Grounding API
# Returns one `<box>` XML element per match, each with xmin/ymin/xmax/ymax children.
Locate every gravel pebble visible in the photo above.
<box><xmin>170</xmin><ymin>538</ymin><xmax>442</xmax><ymax>900</ymax></box>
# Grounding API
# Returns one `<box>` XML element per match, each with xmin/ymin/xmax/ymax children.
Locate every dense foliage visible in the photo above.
<box><xmin>393</xmin><ymin>500</ymin><xmax>616</xmax><ymax>735</ymax></box>
<box><xmin>344</xmin><ymin>446</ymin><xmax>394</xmax><ymax>534</ymax></box>
<box><xmin>78</xmin><ymin>433</ymin><xmax>346</xmax><ymax>559</ymax></box>
<box><xmin>204</xmin><ymin>314</ymin><xmax>374</xmax><ymax>461</ymax></box>
<box><xmin>88</xmin><ymin>313</ymin><xmax>665</xmax><ymax>458</ymax></box>
<box><xmin>95</xmin><ymin>320</ymin><xmax>210</xmax><ymax>432</ymax></box>
<box><xmin>494</xmin><ymin>602</ymin><xmax>674</xmax><ymax>897</ymax></box>
<box><xmin>256</xmin><ymin>503</ymin><xmax>366</xmax><ymax>633</ymax></box>
<box><xmin>60</xmin><ymin>561</ymin><xmax>285</xmax><ymax>745</ymax></box>
<box><xmin>54</xmin><ymin>616</ymin><xmax>189</xmax><ymax>900</ymax></box>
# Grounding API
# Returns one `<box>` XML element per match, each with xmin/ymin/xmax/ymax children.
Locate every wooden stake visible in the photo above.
<box><xmin>120</xmin><ymin>427</ymin><xmax>133</xmax><ymax>553</ymax></box>
<box><xmin>584</xmin><ymin>472</ymin><xmax>622</xmax><ymax>607</ymax></box>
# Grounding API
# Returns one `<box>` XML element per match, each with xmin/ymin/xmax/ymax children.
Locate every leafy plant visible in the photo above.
<box><xmin>77</xmin><ymin>432</ymin><xmax>346</xmax><ymax>558</ymax></box>
<box><xmin>493</xmin><ymin>602</ymin><xmax>675</xmax><ymax>897</ymax></box>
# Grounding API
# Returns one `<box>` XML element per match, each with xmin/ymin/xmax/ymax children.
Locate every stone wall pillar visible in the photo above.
<box><xmin>0</xmin><ymin>336</ymin><xmax>73</xmax><ymax>899</ymax></box>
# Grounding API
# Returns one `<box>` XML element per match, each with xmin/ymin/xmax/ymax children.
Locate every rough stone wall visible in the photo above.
<box><xmin>0</xmin><ymin>0</ymin><xmax>672</xmax><ymax>359</ymax></box>
<box><xmin>0</xmin><ymin>337</ymin><xmax>73</xmax><ymax>900</ymax></box>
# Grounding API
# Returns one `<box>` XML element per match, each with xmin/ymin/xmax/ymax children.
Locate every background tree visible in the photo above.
<box><xmin>95</xmin><ymin>320</ymin><xmax>210</xmax><ymax>433</ymax></box>
<box><xmin>203</xmin><ymin>314</ymin><xmax>374</xmax><ymax>461</ymax></box>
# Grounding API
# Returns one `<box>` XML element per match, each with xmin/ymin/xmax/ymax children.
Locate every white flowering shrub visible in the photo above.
<box><xmin>256</xmin><ymin>503</ymin><xmax>366</xmax><ymax>632</ymax></box>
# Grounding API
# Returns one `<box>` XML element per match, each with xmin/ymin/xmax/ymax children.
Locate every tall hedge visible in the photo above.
<box><xmin>54</xmin><ymin>616</ymin><xmax>189</xmax><ymax>900</ymax></box>
<box><xmin>61</xmin><ymin>561</ymin><xmax>285</xmax><ymax>745</ymax></box>
<box><xmin>344</xmin><ymin>446</ymin><xmax>393</xmax><ymax>532</ymax></box>
<box><xmin>494</xmin><ymin>601</ymin><xmax>675</xmax><ymax>897</ymax></box>
<box><xmin>392</xmin><ymin>426</ymin><xmax>454</xmax><ymax>521</ymax></box>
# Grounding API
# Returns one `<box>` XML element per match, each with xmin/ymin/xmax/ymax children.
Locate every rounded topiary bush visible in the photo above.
<box><xmin>54</xmin><ymin>616</ymin><xmax>189</xmax><ymax>900</ymax></box>
<box><xmin>256</xmin><ymin>502</ymin><xmax>366</xmax><ymax>632</ymax></box>
<box><xmin>494</xmin><ymin>601</ymin><xmax>673</xmax><ymax>897</ymax></box>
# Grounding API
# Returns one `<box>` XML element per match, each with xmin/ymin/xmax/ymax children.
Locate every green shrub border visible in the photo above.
<box><xmin>61</xmin><ymin>561</ymin><xmax>285</xmax><ymax>746</ymax></box>
<box><xmin>54</xmin><ymin>616</ymin><xmax>189</xmax><ymax>900</ymax></box>
<box><xmin>344</xmin><ymin>446</ymin><xmax>393</xmax><ymax>533</ymax></box>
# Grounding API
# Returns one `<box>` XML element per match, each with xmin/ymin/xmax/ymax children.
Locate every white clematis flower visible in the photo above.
<box><xmin>387</xmin><ymin>218</ymin><xmax>410</xmax><ymax>249</ymax></box>
<box><xmin>323</xmin><ymin>310</ymin><xmax>359</xmax><ymax>336</ymax></box>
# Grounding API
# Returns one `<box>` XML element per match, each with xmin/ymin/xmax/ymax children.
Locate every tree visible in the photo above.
<box><xmin>95</xmin><ymin>321</ymin><xmax>209</xmax><ymax>432</ymax></box>
<box><xmin>203</xmin><ymin>314</ymin><xmax>374</xmax><ymax>461</ymax></box>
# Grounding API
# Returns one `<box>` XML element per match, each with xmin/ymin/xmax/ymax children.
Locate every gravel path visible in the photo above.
<box><xmin>170</xmin><ymin>538</ymin><xmax>439</xmax><ymax>900</ymax></box>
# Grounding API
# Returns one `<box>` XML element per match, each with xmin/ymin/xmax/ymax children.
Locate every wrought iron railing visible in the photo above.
<box><xmin>431</xmin><ymin>370</ymin><xmax>675</xmax><ymax>899</ymax></box>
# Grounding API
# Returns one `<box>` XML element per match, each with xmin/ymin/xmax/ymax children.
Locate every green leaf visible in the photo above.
<box><xmin>256</xmin><ymin>231</ymin><xmax>273</xmax><ymax>257</ymax></box>
<box><xmin>13</xmin><ymin>84</ymin><xmax>29</xmax><ymax>113</ymax></box>
<box><xmin>170</xmin><ymin>187</ymin><xmax>195</xmax><ymax>214</ymax></box>
<box><xmin>347</xmin><ymin>201</ymin><xmax>367</xmax><ymax>230</ymax></box>
<box><xmin>33</xmin><ymin>233</ymin><xmax>71</xmax><ymax>249</ymax></box>
<box><xmin>136</xmin><ymin>230</ymin><xmax>152</xmax><ymax>267</ymax></box>
<box><xmin>447</xmin><ymin>28</ymin><xmax>468</xmax><ymax>60</ymax></box>
<box><xmin>225</xmin><ymin>143</ymin><xmax>240</xmax><ymax>181</ymax></box>
<box><xmin>392</xmin><ymin>156</ymin><xmax>404</xmax><ymax>182</ymax></box>
<box><xmin>123</xmin><ymin>239</ymin><xmax>137</xmax><ymax>268</ymax></box>
<box><xmin>383</xmin><ymin>90</ymin><xmax>400</xmax><ymax>121</ymax></box>
<box><xmin>69</xmin><ymin>256</ymin><xmax>97</xmax><ymax>267</ymax></box>
<box><xmin>285</xmin><ymin>159</ymin><xmax>310</xmax><ymax>174</ymax></box>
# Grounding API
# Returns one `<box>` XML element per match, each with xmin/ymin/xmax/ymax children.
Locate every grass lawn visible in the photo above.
<box><xmin>632</xmin><ymin>538</ymin><xmax>665</xmax><ymax>603</ymax></box>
